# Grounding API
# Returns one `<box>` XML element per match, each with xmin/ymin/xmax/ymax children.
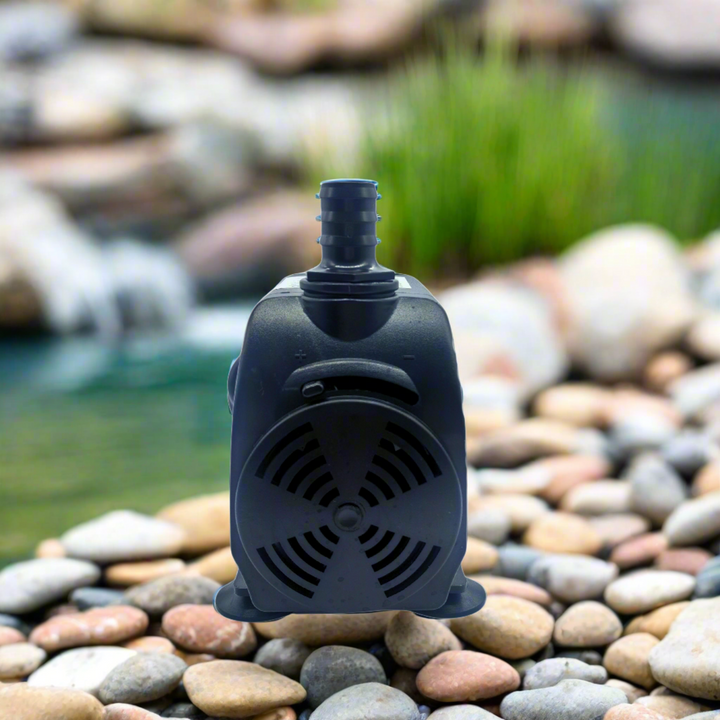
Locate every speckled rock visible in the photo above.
<box><xmin>0</xmin><ymin>642</ymin><xmax>47</xmax><ymax>679</ymax></box>
<box><xmin>604</xmin><ymin>633</ymin><xmax>659</xmax><ymax>690</ymax></box>
<box><xmin>124</xmin><ymin>576</ymin><xmax>220</xmax><ymax>617</ymax></box>
<box><xmin>69</xmin><ymin>587</ymin><xmax>126</xmax><ymax>610</ymax></box>
<box><xmin>0</xmin><ymin>684</ymin><xmax>105</xmax><ymax>720</ymax></box>
<box><xmin>60</xmin><ymin>511</ymin><xmax>185</xmax><ymax>563</ymax></box>
<box><xmin>105</xmin><ymin>559</ymin><xmax>186</xmax><ymax>587</ymax></box>
<box><xmin>385</xmin><ymin>611</ymin><xmax>462</xmax><ymax>669</ymax></box>
<box><xmin>300</xmin><ymin>645</ymin><xmax>386</xmax><ymax>708</ymax></box>
<box><xmin>253</xmin><ymin>638</ymin><xmax>312</xmax><ymax>681</ymax></box>
<box><xmin>524</xmin><ymin>512</ymin><xmax>603</xmax><ymax>556</ymax></box>
<box><xmin>311</xmin><ymin>682</ymin><xmax>421</xmax><ymax>720</ymax></box>
<box><xmin>462</xmin><ymin>538</ymin><xmax>499</xmax><ymax>574</ymax></box>
<box><xmin>624</xmin><ymin>602</ymin><xmax>690</xmax><ymax>640</ymax></box>
<box><xmin>417</xmin><ymin>649</ymin><xmax>519</xmax><ymax>701</ymax></box>
<box><xmin>649</xmin><ymin>597</ymin><xmax>720</xmax><ymax>700</ymax></box>
<box><xmin>605</xmin><ymin>679</ymin><xmax>648</xmax><ymax>704</ymax></box>
<box><xmin>528</xmin><ymin>555</ymin><xmax>618</xmax><ymax>603</ymax></box>
<box><xmin>184</xmin><ymin>660</ymin><xmax>306</xmax><ymax>718</ymax></box>
<box><xmin>500</xmin><ymin>678</ymin><xmax>627</xmax><ymax>720</ymax></box>
<box><xmin>254</xmin><ymin>613</ymin><xmax>394</xmax><ymax>646</ymax></box>
<box><xmin>553</xmin><ymin>602</ymin><xmax>622</xmax><ymax>648</ymax></box>
<box><xmin>604</xmin><ymin>571</ymin><xmax>695</xmax><ymax>614</ymax></box>
<box><xmin>0</xmin><ymin>558</ymin><xmax>100</xmax><ymax>614</ymax></box>
<box><xmin>28</xmin><ymin>646</ymin><xmax>136</xmax><ymax>696</ymax></box>
<box><xmin>451</xmin><ymin>595</ymin><xmax>554</xmax><ymax>660</ymax></box>
<box><xmin>523</xmin><ymin>658</ymin><xmax>606</xmax><ymax>690</ymax></box>
<box><xmin>98</xmin><ymin>652</ymin><xmax>187</xmax><ymax>704</ymax></box>
<box><xmin>0</xmin><ymin>627</ymin><xmax>25</xmax><ymax>646</ymax></box>
<box><xmin>156</xmin><ymin>492</ymin><xmax>230</xmax><ymax>555</ymax></box>
<box><xmin>30</xmin><ymin>606</ymin><xmax>148</xmax><ymax>652</ymax></box>
<box><xmin>427</xmin><ymin>707</ymin><xmax>498</xmax><ymax>719</ymax></box>
<box><xmin>663</xmin><ymin>492</ymin><xmax>720</xmax><ymax>546</ymax></box>
<box><xmin>610</xmin><ymin>533</ymin><xmax>669</xmax><ymax>570</ymax></box>
<box><xmin>162</xmin><ymin>604</ymin><xmax>256</xmax><ymax>658</ymax></box>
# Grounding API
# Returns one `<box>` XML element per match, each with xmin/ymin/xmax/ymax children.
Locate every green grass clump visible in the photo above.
<box><xmin>308</xmin><ymin>45</ymin><xmax>720</xmax><ymax>277</ymax></box>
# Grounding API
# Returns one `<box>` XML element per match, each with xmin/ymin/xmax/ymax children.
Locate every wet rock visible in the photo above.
<box><xmin>98</xmin><ymin>652</ymin><xmax>187</xmax><ymax>705</ymax></box>
<box><xmin>300</xmin><ymin>645</ymin><xmax>387</xmax><ymax>708</ymax></box>
<box><xmin>451</xmin><ymin>595</ymin><xmax>554</xmax><ymax>660</ymax></box>
<box><xmin>60</xmin><ymin>511</ymin><xmax>185</xmax><ymax>563</ymax></box>
<box><xmin>254</xmin><ymin>612</ymin><xmax>394</xmax><ymax>646</ymax></box>
<box><xmin>0</xmin><ymin>558</ymin><xmax>100</xmax><ymax>614</ymax></box>
<box><xmin>184</xmin><ymin>660</ymin><xmax>306</xmax><ymax>718</ymax></box>
<box><xmin>28</xmin><ymin>646</ymin><xmax>136</xmax><ymax>696</ymax></box>
<box><xmin>500</xmin><ymin>678</ymin><xmax>626</xmax><ymax>720</ymax></box>
<box><xmin>649</xmin><ymin>597</ymin><xmax>720</xmax><ymax>700</ymax></box>
<box><xmin>124</xmin><ymin>576</ymin><xmax>220</xmax><ymax>617</ymax></box>
<box><xmin>385</xmin><ymin>611</ymin><xmax>461</xmax><ymax>670</ymax></box>
<box><xmin>30</xmin><ymin>606</ymin><xmax>149</xmax><ymax>652</ymax></box>
<box><xmin>553</xmin><ymin>601</ymin><xmax>622</xmax><ymax>648</ymax></box>
<box><xmin>253</xmin><ymin>638</ymin><xmax>312</xmax><ymax>681</ymax></box>
<box><xmin>416</xmin><ymin>649</ymin><xmax>520</xmax><ymax>701</ymax></box>
<box><xmin>156</xmin><ymin>492</ymin><xmax>230</xmax><ymax>555</ymax></box>
<box><xmin>310</xmin><ymin>681</ymin><xmax>421</xmax><ymax>720</ymax></box>
<box><xmin>0</xmin><ymin>684</ymin><xmax>104</xmax><ymax>720</ymax></box>
<box><xmin>603</xmin><ymin>633</ymin><xmax>659</xmax><ymax>690</ymax></box>
<box><xmin>162</xmin><ymin>604</ymin><xmax>256</xmax><ymax>658</ymax></box>
<box><xmin>559</xmin><ymin>224</ymin><xmax>696</xmax><ymax>381</ymax></box>
<box><xmin>604</xmin><ymin>571</ymin><xmax>695</xmax><ymax>614</ymax></box>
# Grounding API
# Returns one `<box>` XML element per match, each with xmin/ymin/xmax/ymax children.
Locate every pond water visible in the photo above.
<box><xmin>0</xmin><ymin>306</ymin><xmax>253</xmax><ymax>566</ymax></box>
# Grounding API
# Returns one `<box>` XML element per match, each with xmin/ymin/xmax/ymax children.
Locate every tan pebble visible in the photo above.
<box><xmin>636</xmin><ymin>691</ymin><xmax>709</xmax><ymax>717</ymax></box>
<box><xmin>250</xmin><ymin>709</ymin><xmax>297</xmax><ymax>720</ymax></box>
<box><xmin>29</xmin><ymin>606</ymin><xmax>149</xmax><ymax>652</ymax></box>
<box><xmin>561</xmin><ymin>481</ymin><xmax>633</xmax><ymax>516</ymax></box>
<box><xmin>469</xmin><ymin>575</ymin><xmax>553</xmax><ymax>607</ymax></box>
<box><xmin>462</xmin><ymin>538</ymin><xmax>499</xmax><ymax>574</ymax></box>
<box><xmin>465</xmin><ymin>408</ymin><xmax>517</xmax><ymax>436</ymax></box>
<box><xmin>0</xmin><ymin>684</ymin><xmax>104</xmax><ymax>720</ymax></box>
<box><xmin>416</xmin><ymin>650</ymin><xmax>520</xmax><ymax>702</ymax></box>
<box><xmin>0</xmin><ymin>628</ymin><xmax>25</xmax><ymax>646</ymax></box>
<box><xmin>537</xmin><ymin>455</ymin><xmax>611</xmax><ymax>505</ymax></box>
<box><xmin>654</xmin><ymin>548</ymin><xmax>711</xmax><ymax>575</ymax></box>
<box><xmin>473</xmin><ymin>494</ymin><xmax>550</xmax><ymax>533</ymax></box>
<box><xmin>156</xmin><ymin>492</ymin><xmax>230</xmax><ymax>555</ymax></box>
<box><xmin>644</xmin><ymin>351</ymin><xmax>692</xmax><ymax>393</ymax></box>
<box><xmin>451</xmin><ymin>595</ymin><xmax>554</xmax><ymax>660</ymax></box>
<box><xmin>524</xmin><ymin>512</ymin><xmax>603</xmax><ymax>555</ymax></box>
<box><xmin>162</xmin><ymin>604</ymin><xmax>256</xmax><ymax>658</ymax></box>
<box><xmin>589</xmin><ymin>514</ymin><xmax>651</xmax><ymax>548</ymax></box>
<box><xmin>603</xmin><ymin>388</ymin><xmax>682</xmax><ymax>427</ymax></box>
<box><xmin>122</xmin><ymin>636</ymin><xmax>176</xmax><ymax>654</ymax></box>
<box><xmin>604</xmin><ymin>633</ymin><xmax>659</xmax><ymax>690</ymax></box>
<box><xmin>603</xmin><ymin>704</ymin><xmax>668</xmax><ymax>719</ymax></box>
<box><xmin>35</xmin><ymin>539</ymin><xmax>67</xmax><ymax>559</ymax></box>
<box><xmin>105</xmin><ymin>559</ymin><xmax>185</xmax><ymax>587</ymax></box>
<box><xmin>553</xmin><ymin>601</ymin><xmax>622</xmax><ymax>648</ymax></box>
<box><xmin>104</xmin><ymin>704</ymin><xmax>162</xmax><ymax>719</ymax></box>
<box><xmin>605</xmin><ymin>679</ymin><xmax>648</xmax><ymax>704</ymax></box>
<box><xmin>533</xmin><ymin>383</ymin><xmax>611</xmax><ymax>427</ymax></box>
<box><xmin>610</xmin><ymin>533</ymin><xmax>669</xmax><ymax>570</ymax></box>
<box><xmin>385</xmin><ymin>611</ymin><xmax>461</xmax><ymax>669</ymax></box>
<box><xmin>692</xmin><ymin>461</ymin><xmax>720</xmax><ymax>496</ymax></box>
<box><xmin>184</xmin><ymin>546</ymin><xmax>236</xmax><ymax>584</ymax></box>
<box><xmin>177</xmin><ymin>652</ymin><xmax>215</xmax><ymax>665</ymax></box>
<box><xmin>254</xmin><ymin>612</ymin><xmax>393</xmax><ymax>645</ymax></box>
<box><xmin>0</xmin><ymin>642</ymin><xmax>47</xmax><ymax>679</ymax></box>
<box><xmin>624</xmin><ymin>602</ymin><xmax>690</xmax><ymax>640</ymax></box>
<box><xmin>184</xmin><ymin>660</ymin><xmax>306</xmax><ymax>718</ymax></box>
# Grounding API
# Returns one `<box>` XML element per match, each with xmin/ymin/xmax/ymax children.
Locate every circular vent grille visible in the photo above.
<box><xmin>236</xmin><ymin>398</ymin><xmax>462</xmax><ymax>611</ymax></box>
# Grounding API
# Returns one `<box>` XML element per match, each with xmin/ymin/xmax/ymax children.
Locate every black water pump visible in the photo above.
<box><xmin>214</xmin><ymin>179</ymin><xmax>486</xmax><ymax>621</ymax></box>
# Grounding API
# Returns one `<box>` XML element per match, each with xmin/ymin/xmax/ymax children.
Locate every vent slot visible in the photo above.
<box><xmin>319</xmin><ymin>487</ymin><xmax>340</xmax><ymax>507</ymax></box>
<box><xmin>359</xmin><ymin>525</ymin><xmax>379</xmax><ymax>544</ymax></box>
<box><xmin>378</xmin><ymin>541</ymin><xmax>425</xmax><ymax>584</ymax></box>
<box><xmin>386</xmin><ymin>422</ymin><xmax>441</xmax><ymax>477</ymax></box>
<box><xmin>319</xmin><ymin>376</ymin><xmax>419</xmax><ymax>405</ymax></box>
<box><xmin>304</xmin><ymin>531</ymin><xmax>334</xmax><ymax>559</ymax></box>
<box><xmin>370</xmin><ymin>454</ymin><xmax>411</xmax><ymax>493</ymax></box>
<box><xmin>384</xmin><ymin>545</ymin><xmax>442</xmax><ymax>598</ymax></box>
<box><xmin>379</xmin><ymin>438</ymin><xmax>426</xmax><ymax>487</ymax></box>
<box><xmin>302</xmin><ymin>472</ymin><xmax>333</xmax><ymax>501</ymax></box>
<box><xmin>372</xmin><ymin>535</ymin><xmax>409</xmax><ymax>572</ymax></box>
<box><xmin>358</xmin><ymin>487</ymin><xmax>379</xmax><ymax>507</ymax></box>
<box><xmin>286</xmin><ymin>453</ymin><xmax>325</xmax><ymax>493</ymax></box>
<box><xmin>257</xmin><ymin>423</ymin><xmax>312</xmax><ymax>478</ymax></box>
<box><xmin>256</xmin><ymin>546</ymin><xmax>314</xmax><ymax>599</ymax></box>
<box><xmin>288</xmin><ymin>536</ymin><xmax>327</xmax><ymax>572</ymax></box>
<box><xmin>365</xmin><ymin>471</ymin><xmax>395</xmax><ymax>500</ymax></box>
<box><xmin>320</xmin><ymin>525</ymin><xmax>340</xmax><ymax>544</ymax></box>
<box><xmin>365</xmin><ymin>530</ymin><xmax>394</xmax><ymax>558</ymax></box>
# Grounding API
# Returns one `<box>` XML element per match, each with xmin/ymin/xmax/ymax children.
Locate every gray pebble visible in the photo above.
<box><xmin>254</xmin><ymin>638</ymin><xmax>312</xmax><ymax>680</ymax></box>
<box><xmin>124</xmin><ymin>576</ymin><xmax>220</xmax><ymax>617</ymax></box>
<box><xmin>300</xmin><ymin>645</ymin><xmax>387</xmax><ymax>709</ymax></box>
<box><xmin>500</xmin><ymin>679</ymin><xmax>626</xmax><ymax>720</ymax></box>
<box><xmin>694</xmin><ymin>557</ymin><xmax>720</xmax><ymax>598</ymax></box>
<box><xmin>495</xmin><ymin>544</ymin><xmax>545</xmax><ymax>581</ymax></box>
<box><xmin>555</xmin><ymin>650</ymin><xmax>604</xmax><ymax>666</ymax></box>
<box><xmin>99</xmin><ymin>652</ymin><xmax>187</xmax><ymax>704</ymax></box>
<box><xmin>161</xmin><ymin>702</ymin><xmax>206</xmax><ymax>718</ymax></box>
<box><xmin>510</xmin><ymin>658</ymin><xmax>537</xmax><ymax>681</ymax></box>
<box><xmin>523</xmin><ymin>658</ymin><xmax>607</xmax><ymax>690</ymax></box>
<box><xmin>662</xmin><ymin>430</ymin><xmax>717</xmax><ymax>478</ymax></box>
<box><xmin>70</xmin><ymin>587</ymin><xmax>126</xmax><ymax>610</ymax></box>
<box><xmin>626</xmin><ymin>453</ymin><xmax>688</xmax><ymax>525</ymax></box>
<box><xmin>0</xmin><ymin>613</ymin><xmax>30</xmax><ymax>636</ymax></box>
<box><xmin>528</xmin><ymin>555</ymin><xmax>618</xmax><ymax>604</ymax></box>
<box><xmin>311</xmin><ymin>682</ymin><xmax>421</xmax><ymax>720</ymax></box>
<box><xmin>609</xmin><ymin>414</ymin><xmax>677</xmax><ymax>461</ymax></box>
<box><xmin>0</xmin><ymin>1</ymin><xmax>78</xmax><ymax>61</ymax></box>
<box><xmin>467</xmin><ymin>508</ymin><xmax>511</xmax><ymax>545</ymax></box>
